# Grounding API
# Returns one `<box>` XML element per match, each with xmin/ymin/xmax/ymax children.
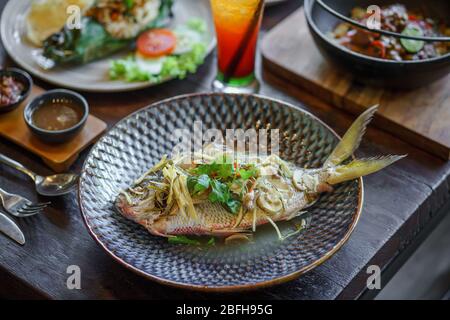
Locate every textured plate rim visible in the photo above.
<box><xmin>265</xmin><ymin>0</ymin><xmax>290</xmax><ymax>6</ymax></box>
<box><xmin>78</xmin><ymin>92</ymin><xmax>364</xmax><ymax>292</ymax></box>
<box><xmin>0</xmin><ymin>0</ymin><xmax>216</xmax><ymax>93</ymax></box>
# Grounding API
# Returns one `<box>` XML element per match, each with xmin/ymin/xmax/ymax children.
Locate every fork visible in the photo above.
<box><xmin>0</xmin><ymin>187</ymin><xmax>50</xmax><ymax>217</ymax></box>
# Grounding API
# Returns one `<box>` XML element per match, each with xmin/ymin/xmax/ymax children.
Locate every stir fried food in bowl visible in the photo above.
<box><xmin>304</xmin><ymin>0</ymin><xmax>450</xmax><ymax>88</ymax></box>
<box><xmin>331</xmin><ymin>4</ymin><xmax>450</xmax><ymax>61</ymax></box>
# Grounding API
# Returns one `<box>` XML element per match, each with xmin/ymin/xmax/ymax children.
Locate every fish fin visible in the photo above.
<box><xmin>326</xmin><ymin>155</ymin><xmax>406</xmax><ymax>185</ymax></box>
<box><xmin>324</xmin><ymin>105</ymin><xmax>378</xmax><ymax>167</ymax></box>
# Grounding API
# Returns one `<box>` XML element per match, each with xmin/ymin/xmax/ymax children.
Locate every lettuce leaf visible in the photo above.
<box><xmin>109</xmin><ymin>19</ymin><xmax>208</xmax><ymax>83</ymax></box>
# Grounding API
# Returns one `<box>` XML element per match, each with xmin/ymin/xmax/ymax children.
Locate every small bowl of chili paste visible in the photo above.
<box><xmin>24</xmin><ymin>89</ymin><xmax>89</xmax><ymax>143</ymax></box>
<box><xmin>0</xmin><ymin>68</ymin><xmax>32</xmax><ymax>113</ymax></box>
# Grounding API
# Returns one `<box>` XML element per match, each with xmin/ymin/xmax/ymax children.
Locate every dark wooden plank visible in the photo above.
<box><xmin>1</xmin><ymin>0</ymin><xmax>449</xmax><ymax>300</ymax></box>
<box><xmin>0</xmin><ymin>85</ymin><xmax>107</xmax><ymax>172</ymax></box>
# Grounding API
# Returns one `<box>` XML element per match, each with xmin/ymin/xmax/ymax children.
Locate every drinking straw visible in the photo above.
<box><xmin>222</xmin><ymin>0</ymin><xmax>264</xmax><ymax>83</ymax></box>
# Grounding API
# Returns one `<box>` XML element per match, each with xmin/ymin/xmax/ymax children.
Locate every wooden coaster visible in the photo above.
<box><xmin>261</xmin><ymin>8</ymin><xmax>450</xmax><ymax>160</ymax></box>
<box><xmin>0</xmin><ymin>86</ymin><xmax>107</xmax><ymax>172</ymax></box>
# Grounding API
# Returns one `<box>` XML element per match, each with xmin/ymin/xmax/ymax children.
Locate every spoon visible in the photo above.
<box><xmin>0</xmin><ymin>153</ymin><xmax>78</xmax><ymax>196</ymax></box>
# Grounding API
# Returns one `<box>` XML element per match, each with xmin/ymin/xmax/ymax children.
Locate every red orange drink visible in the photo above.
<box><xmin>211</xmin><ymin>0</ymin><xmax>264</xmax><ymax>93</ymax></box>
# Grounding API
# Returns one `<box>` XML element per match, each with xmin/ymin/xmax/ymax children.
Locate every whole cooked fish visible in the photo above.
<box><xmin>116</xmin><ymin>106</ymin><xmax>405</xmax><ymax>239</ymax></box>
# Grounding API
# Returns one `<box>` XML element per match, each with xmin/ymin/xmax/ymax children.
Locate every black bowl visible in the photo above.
<box><xmin>0</xmin><ymin>68</ymin><xmax>32</xmax><ymax>113</ymax></box>
<box><xmin>304</xmin><ymin>0</ymin><xmax>450</xmax><ymax>89</ymax></box>
<box><xmin>24</xmin><ymin>89</ymin><xmax>89</xmax><ymax>144</ymax></box>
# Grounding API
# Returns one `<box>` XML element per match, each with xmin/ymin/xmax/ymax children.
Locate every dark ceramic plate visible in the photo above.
<box><xmin>78</xmin><ymin>93</ymin><xmax>363</xmax><ymax>291</ymax></box>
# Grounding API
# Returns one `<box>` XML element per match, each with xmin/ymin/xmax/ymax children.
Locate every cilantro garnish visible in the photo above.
<box><xmin>168</xmin><ymin>235</ymin><xmax>201</xmax><ymax>246</ymax></box>
<box><xmin>168</xmin><ymin>235</ymin><xmax>216</xmax><ymax>247</ymax></box>
<box><xmin>187</xmin><ymin>160</ymin><xmax>258</xmax><ymax>214</ymax></box>
<box><xmin>192</xmin><ymin>162</ymin><xmax>234</xmax><ymax>179</ymax></box>
<box><xmin>124</xmin><ymin>0</ymin><xmax>134</xmax><ymax>9</ymax></box>
<box><xmin>187</xmin><ymin>174</ymin><xmax>210</xmax><ymax>195</ymax></box>
<box><xmin>225</xmin><ymin>198</ymin><xmax>242</xmax><ymax>214</ymax></box>
<box><xmin>238</xmin><ymin>166</ymin><xmax>258</xmax><ymax>180</ymax></box>
<box><xmin>207</xmin><ymin>179</ymin><xmax>227</xmax><ymax>202</ymax></box>
<box><xmin>207</xmin><ymin>237</ymin><xmax>215</xmax><ymax>246</ymax></box>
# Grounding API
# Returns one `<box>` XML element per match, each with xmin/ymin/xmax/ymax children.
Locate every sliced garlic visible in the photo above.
<box><xmin>257</xmin><ymin>192</ymin><xmax>283</xmax><ymax>214</ymax></box>
<box><xmin>292</xmin><ymin>170</ymin><xmax>304</xmax><ymax>191</ymax></box>
<box><xmin>258</xmin><ymin>165</ymin><xmax>278</xmax><ymax>177</ymax></box>
<box><xmin>293</xmin><ymin>170</ymin><xmax>319</xmax><ymax>191</ymax></box>
<box><xmin>268</xmin><ymin>176</ymin><xmax>290</xmax><ymax>192</ymax></box>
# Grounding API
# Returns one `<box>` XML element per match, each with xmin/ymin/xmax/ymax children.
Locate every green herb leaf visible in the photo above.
<box><xmin>193</xmin><ymin>162</ymin><xmax>234</xmax><ymax>180</ymax></box>
<box><xmin>400</xmin><ymin>25</ymin><xmax>425</xmax><ymax>53</ymax></box>
<box><xmin>189</xmin><ymin>159</ymin><xmax>248</xmax><ymax>214</ymax></box>
<box><xmin>168</xmin><ymin>235</ymin><xmax>201</xmax><ymax>246</ymax></box>
<box><xmin>124</xmin><ymin>0</ymin><xmax>134</xmax><ymax>9</ymax></box>
<box><xmin>207</xmin><ymin>180</ymin><xmax>241</xmax><ymax>214</ymax></box>
<box><xmin>238</xmin><ymin>166</ymin><xmax>258</xmax><ymax>180</ymax></box>
<box><xmin>207</xmin><ymin>237</ymin><xmax>215</xmax><ymax>246</ymax></box>
<box><xmin>187</xmin><ymin>174</ymin><xmax>210</xmax><ymax>195</ymax></box>
<box><xmin>192</xmin><ymin>163</ymin><xmax>210</xmax><ymax>175</ymax></box>
<box><xmin>225</xmin><ymin>198</ymin><xmax>241</xmax><ymax>214</ymax></box>
<box><xmin>208</xmin><ymin>179</ymin><xmax>230</xmax><ymax>203</ymax></box>
<box><xmin>217</xmin><ymin>163</ymin><xmax>234</xmax><ymax>179</ymax></box>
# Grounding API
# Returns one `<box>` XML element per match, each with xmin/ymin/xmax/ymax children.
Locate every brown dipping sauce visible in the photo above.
<box><xmin>32</xmin><ymin>98</ymin><xmax>83</xmax><ymax>131</ymax></box>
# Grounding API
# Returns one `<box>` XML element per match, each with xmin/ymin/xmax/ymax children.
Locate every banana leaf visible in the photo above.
<box><xmin>42</xmin><ymin>0</ymin><xmax>174</xmax><ymax>67</ymax></box>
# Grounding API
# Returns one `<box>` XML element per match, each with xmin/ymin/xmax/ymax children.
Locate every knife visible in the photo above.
<box><xmin>0</xmin><ymin>211</ymin><xmax>25</xmax><ymax>245</ymax></box>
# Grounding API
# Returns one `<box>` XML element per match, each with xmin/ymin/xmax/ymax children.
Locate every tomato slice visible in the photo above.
<box><xmin>137</xmin><ymin>29</ymin><xmax>177</xmax><ymax>58</ymax></box>
<box><xmin>370</xmin><ymin>40</ymin><xmax>386</xmax><ymax>59</ymax></box>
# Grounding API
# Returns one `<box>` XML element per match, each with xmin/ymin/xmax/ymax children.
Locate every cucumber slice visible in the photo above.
<box><xmin>400</xmin><ymin>25</ymin><xmax>425</xmax><ymax>53</ymax></box>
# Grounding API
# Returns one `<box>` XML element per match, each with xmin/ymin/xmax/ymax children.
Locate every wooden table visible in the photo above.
<box><xmin>1</xmin><ymin>0</ymin><xmax>449</xmax><ymax>300</ymax></box>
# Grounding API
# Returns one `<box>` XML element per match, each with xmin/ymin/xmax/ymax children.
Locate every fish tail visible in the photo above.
<box><xmin>326</xmin><ymin>155</ymin><xmax>406</xmax><ymax>185</ymax></box>
<box><xmin>324</xmin><ymin>105</ymin><xmax>379</xmax><ymax>167</ymax></box>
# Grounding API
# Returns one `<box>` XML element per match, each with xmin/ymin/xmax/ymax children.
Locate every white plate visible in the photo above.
<box><xmin>0</xmin><ymin>0</ymin><xmax>216</xmax><ymax>92</ymax></box>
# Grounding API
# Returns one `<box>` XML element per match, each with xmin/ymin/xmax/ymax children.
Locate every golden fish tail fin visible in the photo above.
<box><xmin>324</xmin><ymin>105</ymin><xmax>379</xmax><ymax>168</ymax></box>
<box><xmin>326</xmin><ymin>155</ymin><xmax>406</xmax><ymax>185</ymax></box>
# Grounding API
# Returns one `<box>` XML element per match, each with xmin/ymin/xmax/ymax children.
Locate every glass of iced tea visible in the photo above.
<box><xmin>210</xmin><ymin>0</ymin><xmax>264</xmax><ymax>94</ymax></box>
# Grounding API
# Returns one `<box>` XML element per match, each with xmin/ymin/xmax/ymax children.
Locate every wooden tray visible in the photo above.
<box><xmin>0</xmin><ymin>86</ymin><xmax>107</xmax><ymax>172</ymax></box>
<box><xmin>261</xmin><ymin>8</ymin><xmax>450</xmax><ymax>160</ymax></box>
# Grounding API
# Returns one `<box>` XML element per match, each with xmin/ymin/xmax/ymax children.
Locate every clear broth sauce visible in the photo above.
<box><xmin>32</xmin><ymin>98</ymin><xmax>83</xmax><ymax>131</ymax></box>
